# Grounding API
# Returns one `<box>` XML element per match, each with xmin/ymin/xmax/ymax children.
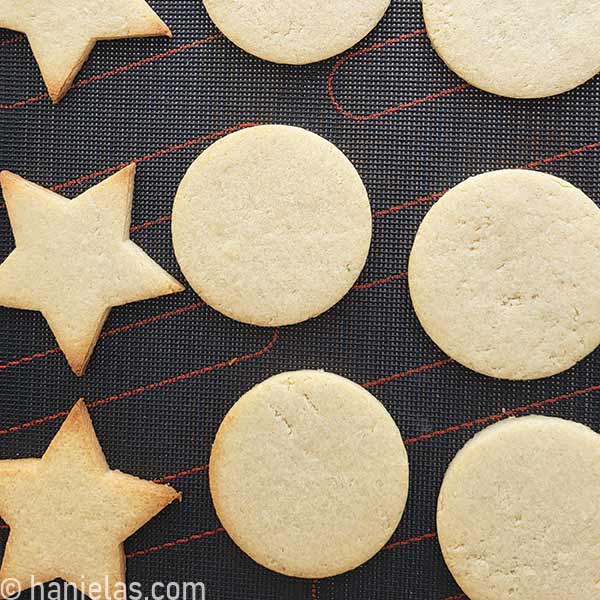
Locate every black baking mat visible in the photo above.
<box><xmin>1</xmin><ymin>1</ymin><xmax>599</xmax><ymax>600</ymax></box>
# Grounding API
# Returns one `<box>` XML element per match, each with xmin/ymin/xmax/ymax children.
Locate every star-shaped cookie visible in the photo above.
<box><xmin>0</xmin><ymin>164</ymin><xmax>184</xmax><ymax>375</ymax></box>
<box><xmin>0</xmin><ymin>1</ymin><xmax>171</xmax><ymax>102</ymax></box>
<box><xmin>0</xmin><ymin>400</ymin><xmax>180</xmax><ymax>599</ymax></box>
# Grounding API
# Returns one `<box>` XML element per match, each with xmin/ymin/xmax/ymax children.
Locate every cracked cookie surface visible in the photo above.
<box><xmin>209</xmin><ymin>370</ymin><xmax>409</xmax><ymax>578</ymax></box>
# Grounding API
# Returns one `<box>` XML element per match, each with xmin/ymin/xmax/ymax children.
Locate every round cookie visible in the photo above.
<box><xmin>209</xmin><ymin>370</ymin><xmax>409</xmax><ymax>578</ymax></box>
<box><xmin>422</xmin><ymin>0</ymin><xmax>600</xmax><ymax>98</ymax></box>
<box><xmin>437</xmin><ymin>416</ymin><xmax>600</xmax><ymax>600</ymax></box>
<box><xmin>408</xmin><ymin>169</ymin><xmax>600</xmax><ymax>380</ymax></box>
<box><xmin>202</xmin><ymin>0</ymin><xmax>390</xmax><ymax>64</ymax></box>
<box><xmin>172</xmin><ymin>125</ymin><xmax>372</xmax><ymax>326</ymax></box>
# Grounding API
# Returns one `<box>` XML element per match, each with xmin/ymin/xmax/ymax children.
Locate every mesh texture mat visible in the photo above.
<box><xmin>1</xmin><ymin>1</ymin><xmax>599</xmax><ymax>599</ymax></box>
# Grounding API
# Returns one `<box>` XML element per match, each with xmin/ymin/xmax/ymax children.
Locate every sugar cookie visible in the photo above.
<box><xmin>203</xmin><ymin>0</ymin><xmax>390</xmax><ymax>64</ymax></box>
<box><xmin>0</xmin><ymin>165</ymin><xmax>184</xmax><ymax>375</ymax></box>
<box><xmin>0</xmin><ymin>400</ymin><xmax>180</xmax><ymax>599</ymax></box>
<box><xmin>408</xmin><ymin>169</ymin><xmax>600</xmax><ymax>380</ymax></box>
<box><xmin>423</xmin><ymin>0</ymin><xmax>600</xmax><ymax>98</ymax></box>
<box><xmin>172</xmin><ymin>125</ymin><xmax>372</xmax><ymax>326</ymax></box>
<box><xmin>209</xmin><ymin>370</ymin><xmax>409</xmax><ymax>578</ymax></box>
<box><xmin>438</xmin><ymin>415</ymin><xmax>600</xmax><ymax>600</ymax></box>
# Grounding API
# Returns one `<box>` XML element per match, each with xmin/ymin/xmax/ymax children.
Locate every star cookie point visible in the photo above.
<box><xmin>0</xmin><ymin>0</ymin><xmax>172</xmax><ymax>103</ymax></box>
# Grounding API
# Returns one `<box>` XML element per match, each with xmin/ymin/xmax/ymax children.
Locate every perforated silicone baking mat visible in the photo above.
<box><xmin>1</xmin><ymin>1</ymin><xmax>599</xmax><ymax>599</ymax></box>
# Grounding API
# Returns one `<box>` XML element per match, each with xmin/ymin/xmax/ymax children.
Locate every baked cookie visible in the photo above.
<box><xmin>209</xmin><ymin>370</ymin><xmax>409</xmax><ymax>578</ymax></box>
<box><xmin>437</xmin><ymin>415</ymin><xmax>600</xmax><ymax>600</ymax></box>
<box><xmin>0</xmin><ymin>400</ymin><xmax>180</xmax><ymax>600</ymax></box>
<box><xmin>0</xmin><ymin>164</ymin><xmax>184</xmax><ymax>375</ymax></box>
<box><xmin>0</xmin><ymin>0</ymin><xmax>171</xmax><ymax>103</ymax></box>
<box><xmin>203</xmin><ymin>0</ymin><xmax>390</xmax><ymax>64</ymax></box>
<box><xmin>408</xmin><ymin>169</ymin><xmax>600</xmax><ymax>380</ymax></box>
<box><xmin>172</xmin><ymin>125</ymin><xmax>372</xmax><ymax>326</ymax></box>
<box><xmin>422</xmin><ymin>0</ymin><xmax>600</xmax><ymax>98</ymax></box>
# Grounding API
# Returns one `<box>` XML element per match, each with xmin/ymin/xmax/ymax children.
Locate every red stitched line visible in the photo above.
<box><xmin>327</xmin><ymin>27</ymin><xmax>470</xmax><ymax>121</ymax></box>
<box><xmin>356</xmin><ymin>139</ymin><xmax>600</xmax><ymax>283</ymax></box>
<box><xmin>348</xmin><ymin>83</ymin><xmax>469</xmax><ymax>122</ymax></box>
<box><xmin>384</xmin><ymin>531</ymin><xmax>437</xmax><ymax>551</ymax></box>
<box><xmin>50</xmin><ymin>122</ymin><xmax>258</xmax><ymax>192</ymax></box>
<box><xmin>126</xmin><ymin>527</ymin><xmax>225</xmax><ymax>559</ymax></box>
<box><xmin>311</xmin><ymin>581</ymin><xmax>318</xmax><ymax>600</ymax></box>
<box><xmin>153</xmin><ymin>463</ymin><xmax>209</xmax><ymax>484</ymax></box>
<box><xmin>100</xmin><ymin>528</ymin><xmax>435</xmax><ymax>564</ymax></box>
<box><xmin>362</xmin><ymin>358</ymin><xmax>454</xmax><ymax>389</ymax></box>
<box><xmin>375</xmin><ymin>136</ymin><xmax>600</xmax><ymax>218</ymax></box>
<box><xmin>0</xmin><ymin>329</ymin><xmax>279</xmax><ymax>436</ymax></box>
<box><xmin>0</xmin><ymin>34</ymin><xmax>24</xmax><ymax>48</ymax></box>
<box><xmin>0</xmin><ymin>302</ymin><xmax>204</xmax><ymax>371</ymax></box>
<box><xmin>0</xmin><ymin>33</ymin><xmax>223</xmax><ymax>110</ymax></box>
<box><xmin>0</xmin><ymin>346</ymin><xmax>62</xmax><ymax>369</ymax></box>
<box><xmin>353</xmin><ymin>272</ymin><xmax>407</xmax><ymax>290</ymax></box>
<box><xmin>101</xmin><ymin>302</ymin><xmax>204</xmax><ymax>337</ymax></box>
<box><xmin>374</xmin><ymin>190</ymin><xmax>448</xmax><ymax>218</ymax></box>
<box><xmin>0</xmin><ymin>92</ymin><xmax>49</xmax><ymax>110</ymax></box>
<box><xmin>130</xmin><ymin>214</ymin><xmax>172</xmax><ymax>233</ymax></box>
<box><xmin>405</xmin><ymin>383</ymin><xmax>600</xmax><ymax>445</ymax></box>
<box><xmin>525</xmin><ymin>139</ymin><xmax>600</xmax><ymax>169</ymax></box>
<box><xmin>0</xmin><ymin>520</ymin><xmax>460</xmax><ymax>600</ymax></box>
<box><xmin>3</xmin><ymin>342</ymin><xmax>592</xmax><ymax>441</ymax></box>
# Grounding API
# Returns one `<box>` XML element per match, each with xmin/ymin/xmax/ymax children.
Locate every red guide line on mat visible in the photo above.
<box><xmin>72</xmin><ymin>374</ymin><xmax>600</xmax><ymax>488</ymax></box>
<box><xmin>353</xmin><ymin>272</ymin><xmax>407</xmax><ymax>290</ymax></box>
<box><xmin>0</xmin><ymin>329</ymin><xmax>279</xmax><ymax>436</ymax></box>
<box><xmin>404</xmin><ymin>383</ymin><xmax>600</xmax><ymax>445</ymax></box>
<box><xmin>126</xmin><ymin>527</ymin><xmax>437</xmax><ymax>565</ymax></box>
<box><xmin>311</xmin><ymin>581</ymin><xmax>318</xmax><ymax>600</ymax></box>
<box><xmin>51</xmin><ymin>122</ymin><xmax>258</xmax><ymax>192</ymax></box>
<box><xmin>327</xmin><ymin>27</ymin><xmax>470</xmax><ymax>121</ymax></box>
<box><xmin>374</xmin><ymin>190</ymin><xmax>448</xmax><ymax>218</ymax></box>
<box><xmin>153</xmin><ymin>464</ymin><xmax>209</xmax><ymax>484</ymax></box>
<box><xmin>0</xmin><ymin>523</ymin><xmax>438</xmax><ymax>567</ymax></box>
<box><xmin>362</xmin><ymin>358</ymin><xmax>454</xmax><ymax>388</ymax></box>
<box><xmin>384</xmin><ymin>531</ymin><xmax>437</xmax><ymax>551</ymax></box>
<box><xmin>0</xmin><ymin>34</ymin><xmax>24</xmax><ymax>48</ymax></box>
<box><xmin>0</xmin><ymin>302</ymin><xmax>205</xmax><ymax>371</ymax></box>
<box><xmin>126</xmin><ymin>527</ymin><xmax>225</xmax><ymax>559</ymax></box>
<box><xmin>375</xmin><ymin>137</ymin><xmax>600</xmax><ymax>218</ymax></box>
<box><xmin>0</xmin><ymin>348</ymin><xmax>596</xmax><ymax>445</ymax></box>
<box><xmin>0</xmin><ymin>122</ymin><xmax>257</xmax><ymax>212</ymax></box>
<box><xmin>130</xmin><ymin>214</ymin><xmax>172</xmax><ymax>233</ymax></box>
<box><xmin>0</xmin><ymin>34</ymin><xmax>223</xmax><ymax>110</ymax></box>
